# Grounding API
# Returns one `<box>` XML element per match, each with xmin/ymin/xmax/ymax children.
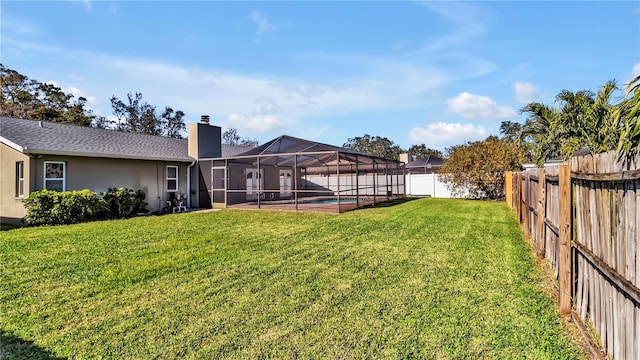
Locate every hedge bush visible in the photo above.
<box><xmin>23</xmin><ymin>189</ymin><xmax>104</xmax><ymax>226</ymax></box>
<box><xmin>23</xmin><ymin>188</ymin><xmax>148</xmax><ymax>226</ymax></box>
<box><xmin>100</xmin><ymin>188</ymin><xmax>147</xmax><ymax>219</ymax></box>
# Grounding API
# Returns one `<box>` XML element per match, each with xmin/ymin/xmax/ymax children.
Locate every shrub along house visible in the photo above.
<box><xmin>0</xmin><ymin>115</ymin><xmax>247</xmax><ymax>224</ymax></box>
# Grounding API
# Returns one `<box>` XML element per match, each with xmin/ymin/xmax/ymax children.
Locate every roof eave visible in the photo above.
<box><xmin>0</xmin><ymin>136</ymin><xmax>25</xmax><ymax>152</ymax></box>
<box><xmin>22</xmin><ymin>148</ymin><xmax>194</xmax><ymax>162</ymax></box>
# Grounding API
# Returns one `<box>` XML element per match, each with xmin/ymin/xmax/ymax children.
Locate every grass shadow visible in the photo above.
<box><xmin>0</xmin><ymin>331</ymin><xmax>64</xmax><ymax>360</ymax></box>
<box><xmin>359</xmin><ymin>196</ymin><xmax>420</xmax><ymax>210</ymax></box>
<box><xmin>1</xmin><ymin>222</ymin><xmax>23</xmax><ymax>231</ymax></box>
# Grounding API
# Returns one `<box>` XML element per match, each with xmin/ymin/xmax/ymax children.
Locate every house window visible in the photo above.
<box><xmin>44</xmin><ymin>161</ymin><xmax>65</xmax><ymax>191</ymax></box>
<box><xmin>16</xmin><ymin>161</ymin><xmax>24</xmax><ymax>198</ymax></box>
<box><xmin>167</xmin><ymin>166</ymin><xmax>178</xmax><ymax>192</ymax></box>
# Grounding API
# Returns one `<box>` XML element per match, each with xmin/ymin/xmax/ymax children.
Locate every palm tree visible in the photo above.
<box><xmin>617</xmin><ymin>75</ymin><xmax>640</xmax><ymax>164</ymax></box>
<box><xmin>520</xmin><ymin>102</ymin><xmax>562</xmax><ymax>166</ymax></box>
<box><xmin>522</xmin><ymin>80</ymin><xmax>631</xmax><ymax>166</ymax></box>
<box><xmin>583</xmin><ymin>80</ymin><xmax>623</xmax><ymax>154</ymax></box>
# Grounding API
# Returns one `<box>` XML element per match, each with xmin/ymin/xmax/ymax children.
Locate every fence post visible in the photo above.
<box><xmin>536</xmin><ymin>169</ymin><xmax>546</xmax><ymax>259</ymax></box>
<box><xmin>515</xmin><ymin>173</ymin><xmax>520</xmax><ymax>224</ymax></box>
<box><xmin>559</xmin><ymin>163</ymin><xmax>572</xmax><ymax>315</ymax></box>
<box><xmin>515</xmin><ymin>173</ymin><xmax>519</xmax><ymax>219</ymax></box>
<box><xmin>524</xmin><ymin>172</ymin><xmax>531</xmax><ymax>239</ymax></box>
<box><xmin>505</xmin><ymin>172</ymin><xmax>513</xmax><ymax>209</ymax></box>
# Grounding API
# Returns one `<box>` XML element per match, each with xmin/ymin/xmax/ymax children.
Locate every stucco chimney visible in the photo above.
<box><xmin>399</xmin><ymin>153</ymin><xmax>410</xmax><ymax>164</ymax></box>
<box><xmin>188</xmin><ymin>116</ymin><xmax>221</xmax><ymax>159</ymax></box>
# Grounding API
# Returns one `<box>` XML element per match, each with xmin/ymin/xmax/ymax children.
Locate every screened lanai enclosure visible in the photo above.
<box><xmin>199</xmin><ymin>136</ymin><xmax>405</xmax><ymax>213</ymax></box>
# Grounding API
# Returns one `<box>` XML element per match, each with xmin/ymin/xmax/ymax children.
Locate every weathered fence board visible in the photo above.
<box><xmin>508</xmin><ymin>150</ymin><xmax>639</xmax><ymax>360</ymax></box>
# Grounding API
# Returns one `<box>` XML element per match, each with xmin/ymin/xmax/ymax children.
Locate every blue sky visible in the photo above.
<box><xmin>2</xmin><ymin>1</ymin><xmax>639</xmax><ymax>151</ymax></box>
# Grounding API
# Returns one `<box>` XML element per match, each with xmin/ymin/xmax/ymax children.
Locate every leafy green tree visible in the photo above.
<box><xmin>222</xmin><ymin>127</ymin><xmax>259</xmax><ymax>147</ymax></box>
<box><xmin>499</xmin><ymin>120</ymin><xmax>534</xmax><ymax>162</ymax></box>
<box><xmin>161</xmin><ymin>107</ymin><xmax>186</xmax><ymax>139</ymax></box>
<box><xmin>440</xmin><ymin>136</ymin><xmax>524</xmax><ymax>200</ymax></box>
<box><xmin>499</xmin><ymin>121</ymin><xmax>523</xmax><ymax>142</ymax></box>
<box><xmin>343</xmin><ymin>134</ymin><xmax>403</xmax><ymax>160</ymax></box>
<box><xmin>110</xmin><ymin>92</ymin><xmax>186</xmax><ymax>138</ymax></box>
<box><xmin>0</xmin><ymin>64</ymin><xmax>38</xmax><ymax>118</ymax></box>
<box><xmin>407</xmin><ymin>144</ymin><xmax>444</xmax><ymax>160</ymax></box>
<box><xmin>0</xmin><ymin>64</ymin><xmax>94</xmax><ymax>126</ymax></box>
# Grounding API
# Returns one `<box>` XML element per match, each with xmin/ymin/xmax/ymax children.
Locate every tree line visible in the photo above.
<box><xmin>3</xmin><ymin>64</ymin><xmax>638</xmax><ymax>200</ymax></box>
<box><xmin>342</xmin><ymin>134</ymin><xmax>443</xmax><ymax>161</ymax></box>
<box><xmin>0</xmin><ymin>64</ymin><xmax>251</xmax><ymax>143</ymax></box>
<box><xmin>0</xmin><ymin>64</ymin><xmax>188</xmax><ymax>138</ymax></box>
<box><xmin>0</xmin><ymin>64</ymin><xmax>96</xmax><ymax>127</ymax></box>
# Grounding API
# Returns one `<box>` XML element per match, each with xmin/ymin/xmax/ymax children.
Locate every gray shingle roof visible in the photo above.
<box><xmin>221</xmin><ymin>143</ymin><xmax>253</xmax><ymax>157</ymax></box>
<box><xmin>0</xmin><ymin>116</ymin><xmax>193</xmax><ymax>162</ymax></box>
<box><xmin>0</xmin><ymin>116</ymin><xmax>247</xmax><ymax>162</ymax></box>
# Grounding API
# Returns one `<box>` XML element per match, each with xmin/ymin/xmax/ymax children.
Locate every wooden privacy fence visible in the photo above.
<box><xmin>506</xmin><ymin>151</ymin><xmax>639</xmax><ymax>360</ymax></box>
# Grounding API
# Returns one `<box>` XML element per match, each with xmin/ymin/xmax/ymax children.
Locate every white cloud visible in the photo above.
<box><xmin>513</xmin><ymin>81</ymin><xmax>540</xmax><ymax>104</ymax></box>
<box><xmin>409</xmin><ymin>122</ymin><xmax>487</xmax><ymax>149</ymax></box>
<box><xmin>65</xmin><ymin>85</ymin><xmax>84</xmax><ymax>98</ymax></box>
<box><xmin>228</xmin><ymin>114</ymin><xmax>284</xmax><ymax>133</ymax></box>
<box><xmin>251</xmin><ymin>10</ymin><xmax>276</xmax><ymax>37</ymax></box>
<box><xmin>64</xmin><ymin>86</ymin><xmax>98</xmax><ymax>110</ymax></box>
<box><xmin>99</xmin><ymin>56</ymin><xmax>448</xmax><ymax>132</ymax></box>
<box><xmin>446</xmin><ymin>92</ymin><xmax>516</xmax><ymax>120</ymax></box>
<box><xmin>228</xmin><ymin>98</ymin><xmax>285</xmax><ymax>133</ymax></box>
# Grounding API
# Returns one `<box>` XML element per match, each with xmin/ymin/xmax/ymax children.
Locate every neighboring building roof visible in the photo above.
<box><xmin>405</xmin><ymin>155</ymin><xmax>445</xmax><ymax>173</ymax></box>
<box><xmin>0</xmin><ymin>116</ymin><xmax>249</xmax><ymax>162</ymax></box>
<box><xmin>405</xmin><ymin>156</ymin><xmax>444</xmax><ymax>169</ymax></box>
<box><xmin>545</xmin><ymin>147</ymin><xmax>591</xmax><ymax>164</ymax></box>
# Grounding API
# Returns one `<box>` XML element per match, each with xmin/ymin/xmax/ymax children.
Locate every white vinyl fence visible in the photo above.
<box><xmin>406</xmin><ymin>173</ymin><xmax>453</xmax><ymax>198</ymax></box>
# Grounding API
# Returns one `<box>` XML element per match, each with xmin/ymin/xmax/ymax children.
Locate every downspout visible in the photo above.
<box><xmin>187</xmin><ymin>159</ymin><xmax>196</xmax><ymax>209</ymax></box>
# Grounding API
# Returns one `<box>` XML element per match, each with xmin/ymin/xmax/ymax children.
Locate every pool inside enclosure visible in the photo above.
<box><xmin>199</xmin><ymin>136</ymin><xmax>405</xmax><ymax>213</ymax></box>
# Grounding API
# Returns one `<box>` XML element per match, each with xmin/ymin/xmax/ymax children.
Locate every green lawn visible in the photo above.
<box><xmin>1</xmin><ymin>198</ymin><xmax>584</xmax><ymax>359</ymax></box>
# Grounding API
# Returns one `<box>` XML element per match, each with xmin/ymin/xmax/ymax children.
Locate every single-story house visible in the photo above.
<box><xmin>0</xmin><ymin>115</ymin><xmax>248</xmax><ymax>224</ymax></box>
<box><xmin>1</xmin><ymin>115</ymin><xmax>407</xmax><ymax>222</ymax></box>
